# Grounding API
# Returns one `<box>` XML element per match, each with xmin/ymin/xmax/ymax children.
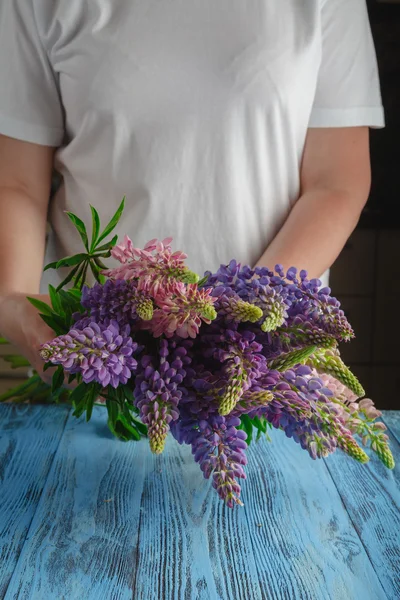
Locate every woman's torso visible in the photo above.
<box><xmin>39</xmin><ymin>0</ymin><xmax>325</xmax><ymax>289</ymax></box>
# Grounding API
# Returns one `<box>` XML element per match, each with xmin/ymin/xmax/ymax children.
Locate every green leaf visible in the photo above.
<box><xmin>94</xmin><ymin>235</ymin><xmax>118</xmax><ymax>253</ymax></box>
<box><xmin>0</xmin><ymin>375</ymin><xmax>41</xmax><ymax>403</ymax></box>
<box><xmin>43</xmin><ymin>261</ymin><xmax>59</xmax><ymax>272</ymax></box>
<box><xmin>58</xmin><ymin>289</ymin><xmax>82</xmax><ymax>317</ymax></box>
<box><xmin>197</xmin><ymin>275</ymin><xmax>209</xmax><ymax>287</ymax></box>
<box><xmin>38</xmin><ymin>314</ymin><xmax>67</xmax><ymax>336</ymax></box>
<box><xmin>96</xmin><ymin>197</ymin><xmax>125</xmax><ymax>246</ymax></box>
<box><xmin>89</xmin><ymin>205</ymin><xmax>101</xmax><ymax>252</ymax></box>
<box><xmin>126</xmin><ymin>412</ymin><xmax>147</xmax><ymax>436</ymax></box>
<box><xmin>26</xmin><ymin>297</ymin><xmax>54</xmax><ymax>316</ymax></box>
<box><xmin>90</xmin><ymin>261</ymin><xmax>106</xmax><ymax>284</ymax></box>
<box><xmin>252</xmin><ymin>415</ymin><xmax>267</xmax><ymax>433</ymax></box>
<box><xmin>48</xmin><ymin>284</ymin><xmax>64</xmax><ymax>315</ymax></box>
<box><xmin>122</xmin><ymin>384</ymin><xmax>135</xmax><ymax>404</ymax></box>
<box><xmin>65</xmin><ymin>211</ymin><xmax>89</xmax><ymax>251</ymax></box>
<box><xmin>55</xmin><ymin>263</ymin><xmax>81</xmax><ymax>292</ymax></box>
<box><xmin>76</xmin><ymin>262</ymin><xmax>89</xmax><ymax>290</ymax></box>
<box><xmin>2</xmin><ymin>354</ymin><xmax>31</xmax><ymax>368</ymax></box>
<box><xmin>55</xmin><ymin>253</ymin><xmax>88</xmax><ymax>269</ymax></box>
<box><xmin>52</xmin><ymin>365</ymin><xmax>65</xmax><ymax>393</ymax></box>
<box><xmin>238</xmin><ymin>414</ymin><xmax>253</xmax><ymax>445</ymax></box>
<box><xmin>43</xmin><ymin>362</ymin><xmax>54</xmax><ymax>372</ymax></box>
<box><xmin>106</xmin><ymin>398</ymin><xmax>119</xmax><ymax>426</ymax></box>
<box><xmin>67</xmin><ymin>288</ymin><xmax>82</xmax><ymax>300</ymax></box>
<box><xmin>116</xmin><ymin>413</ymin><xmax>141</xmax><ymax>440</ymax></box>
<box><xmin>70</xmin><ymin>261</ymin><xmax>87</xmax><ymax>291</ymax></box>
<box><xmin>94</xmin><ymin>257</ymin><xmax>108</xmax><ymax>270</ymax></box>
<box><xmin>0</xmin><ymin>337</ymin><xmax>8</xmax><ymax>344</ymax></box>
<box><xmin>86</xmin><ymin>383</ymin><xmax>100</xmax><ymax>422</ymax></box>
<box><xmin>71</xmin><ymin>382</ymin><xmax>91</xmax><ymax>418</ymax></box>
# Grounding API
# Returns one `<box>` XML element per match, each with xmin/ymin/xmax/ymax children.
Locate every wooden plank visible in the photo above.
<box><xmin>382</xmin><ymin>410</ymin><xmax>400</xmax><ymax>445</ymax></box>
<box><xmin>0</xmin><ymin>404</ymin><xmax>70</xmax><ymax>598</ymax></box>
<box><xmin>4</xmin><ymin>407</ymin><xmax>147</xmax><ymax>600</ymax></box>
<box><xmin>240</xmin><ymin>429</ymin><xmax>388</xmax><ymax>600</ymax></box>
<box><xmin>323</xmin><ymin>413</ymin><xmax>400</xmax><ymax>600</ymax></box>
<box><xmin>5</xmin><ymin>407</ymin><xmax>263</xmax><ymax>600</ymax></box>
<box><xmin>131</xmin><ymin>436</ymin><xmax>263</xmax><ymax>600</ymax></box>
<box><xmin>5</xmin><ymin>407</ymin><xmax>396</xmax><ymax>600</ymax></box>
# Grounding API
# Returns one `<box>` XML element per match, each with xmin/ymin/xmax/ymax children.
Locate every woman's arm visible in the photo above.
<box><xmin>0</xmin><ymin>134</ymin><xmax>54</xmax><ymax>294</ymax></box>
<box><xmin>254</xmin><ymin>127</ymin><xmax>372</xmax><ymax>279</ymax></box>
<box><xmin>0</xmin><ymin>134</ymin><xmax>56</xmax><ymax>380</ymax></box>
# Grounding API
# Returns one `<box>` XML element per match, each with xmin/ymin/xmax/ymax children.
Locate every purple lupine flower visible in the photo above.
<box><xmin>210</xmin><ymin>286</ymin><xmax>263</xmax><ymax>324</ymax></box>
<box><xmin>81</xmin><ymin>279</ymin><xmax>153</xmax><ymax>325</ymax></box>
<box><xmin>133</xmin><ymin>338</ymin><xmax>193</xmax><ymax>453</ymax></box>
<box><xmin>171</xmin><ymin>413</ymin><xmax>248</xmax><ymax>508</ymax></box>
<box><xmin>40</xmin><ymin>320</ymin><xmax>139</xmax><ymax>387</ymax></box>
<box><xmin>202</xmin><ymin>262</ymin><xmax>353</xmax><ymax>342</ymax></box>
<box><xmin>193</xmin><ymin>328</ymin><xmax>269</xmax><ymax>416</ymax></box>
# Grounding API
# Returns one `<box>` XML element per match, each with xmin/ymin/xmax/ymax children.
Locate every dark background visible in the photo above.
<box><xmin>330</xmin><ymin>0</ymin><xmax>400</xmax><ymax>408</ymax></box>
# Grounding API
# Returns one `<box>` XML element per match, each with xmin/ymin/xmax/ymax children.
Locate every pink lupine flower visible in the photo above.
<box><xmin>314</xmin><ymin>371</ymin><xmax>359</xmax><ymax>420</ymax></box>
<box><xmin>358</xmin><ymin>398</ymin><xmax>383</xmax><ymax>420</ymax></box>
<box><xmin>102</xmin><ymin>236</ymin><xmax>198</xmax><ymax>295</ymax></box>
<box><xmin>146</xmin><ymin>284</ymin><xmax>218</xmax><ymax>338</ymax></box>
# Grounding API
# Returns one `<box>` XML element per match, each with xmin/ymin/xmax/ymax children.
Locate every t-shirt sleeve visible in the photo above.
<box><xmin>0</xmin><ymin>0</ymin><xmax>64</xmax><ymax>146</ymax></box>
<box><xmin>309</xmin><ymin>0</ymin><xmax>385</xmax><ymax>129</ymax></box>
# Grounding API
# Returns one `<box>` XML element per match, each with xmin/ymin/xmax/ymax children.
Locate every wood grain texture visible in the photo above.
<box><xmin>240</xmin><ymin>429</ymin><xmax>388</xmax><ymax>600</ymax></box>
<box><xmin>3</xmin><ymin>408</ymin><xmax>263</xmax><ymax>600</ymax></box>
<box><xmin>382</xmin><ymin>411</ymin><xmax>400</xmax><ymax>444</ymax></box>
<box><xmin>323</xmin><ymin>418</ymin><xmax>400</xmax><ymax>600</ymax></box>
<box><xmin>0</xmin><ymin>405</ymin><xmax>70</xmax><ymax>598</ymax></box>
<box><xmin>2</xmin><ymin>407</ymin><xmax>399</xmax><ymax>600</ymax></box>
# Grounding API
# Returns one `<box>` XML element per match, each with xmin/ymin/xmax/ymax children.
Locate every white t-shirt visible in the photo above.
<box><xmin>0</xmin><ymin>0</ymin><xmax>384</xmax><ymax>291</ymax></box>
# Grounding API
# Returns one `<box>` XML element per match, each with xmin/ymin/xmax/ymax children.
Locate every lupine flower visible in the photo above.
<box><xmin>211</xmin><ymin>287</ymin><xmax>263</xmax><ymax>324</ymax></box>
<box><xmin>81</xmin><ymin>279</ymin><xmax>153</xmax><ymax>325</ymax></box>
<box><xmin>103</xmin><ymin>236</ymin><xmax>199</xmax><ymax>294</ymax></box>
<box><xmin>174</xmin><ymin>414</ymin><xmax>248</xmax><ymax>508</ymax></box>
<box><xmin>134</xmin><ymin>339</ymin><xmax>192</xmax><ymax>453</ymax></box>
<box><xmin>147</xmin><ymin>284</ymin><xmax>217</xmax><ymax>338</ymax></box>
<box><xmin>306</xmin><ymin>348</ymin><xmax>365</xmax><ymax>397</ymax></box>
<box><xmin>40</xmin><ymin>320</ymin><xmax>139</xmax><ymax>387</ymax></box>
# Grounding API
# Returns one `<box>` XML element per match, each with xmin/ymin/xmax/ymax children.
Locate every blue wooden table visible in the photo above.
<box><xmin>0</xmin><ymin>405</ymin><xmax>399</xmax><ymax>600</ymax></box>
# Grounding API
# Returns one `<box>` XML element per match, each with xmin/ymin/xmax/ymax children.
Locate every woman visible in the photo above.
<box><xmin>0</xmin><ymin>0</ymin><xmax>384</xmax><ymax>380</ymax></box>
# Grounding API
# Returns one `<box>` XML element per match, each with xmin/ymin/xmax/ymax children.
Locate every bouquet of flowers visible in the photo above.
<box><xmin>1</xmin><ymin>199</ymin><xmax>394</xmax><ymax>508</ymax></box>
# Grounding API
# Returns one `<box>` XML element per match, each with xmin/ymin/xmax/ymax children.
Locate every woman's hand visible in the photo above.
<box><xmin>0</xmin><ymin>292</ymin><xmax>56</xmax><ymax>385</ymax></box>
